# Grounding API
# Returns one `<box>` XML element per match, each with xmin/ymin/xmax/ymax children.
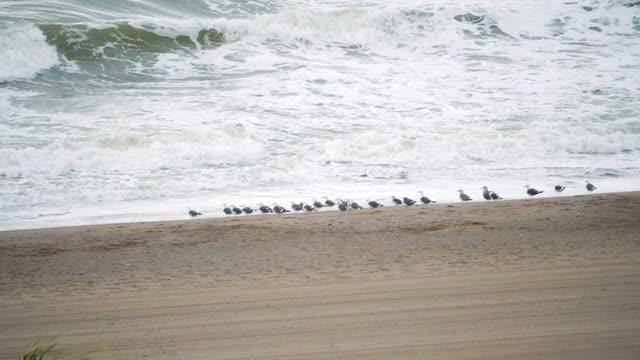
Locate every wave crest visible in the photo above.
<box><xmin>39</xmin><ymin>23</ymin><xmax>224</xmax><ymax>62</ymax></box>
<box><xmin>0</xmin><ymin>23</ymin><xmax>59</xmax><ymax>82</ymax></box>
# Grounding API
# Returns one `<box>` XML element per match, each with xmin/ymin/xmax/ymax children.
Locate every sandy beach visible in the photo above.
<box><xmin>1</xmin><ymin>193</ymin><xmax>639</xmax><ymax>359</ymax></box>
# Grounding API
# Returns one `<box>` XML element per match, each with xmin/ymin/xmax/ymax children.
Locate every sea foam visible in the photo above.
<box><xmin>1</xmin><ymin>0</ymin><xmax>639</xmax><ymax>230</ymax></box>
<box><xmin>0</xmin><ymin>23</ymin><xmax>58</xmax><ymax>82</ymax></box>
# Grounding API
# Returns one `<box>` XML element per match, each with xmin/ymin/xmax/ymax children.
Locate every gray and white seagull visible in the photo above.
<box><xmin>312</xmin><ymin>199</ymin><xmax>324</xmax><ymax>209</ymax></box>
<box><xmin>482</xmin><ymin>186</ymin><xmax>501</xmax><ymax>200</ymax></box>
<box><xmin>231</xmin><ymin>205</ymin><xmax>243</xmax><ymax>215</ymax></box>
<box><xmin>241</xmin><ymin>205</ymin><xmax>254</xmax><ymax>215</ymax></box>
<box><xmin>291</xmin><ymin>202</ymin><xmax>304</xmax><ymax>212</ymax></box>
<box><xmin>350</xmin><ymin>201</ymin><xmax>363</xmax><ymax>210</ymax></box>
<box><xmin>418</xmin><ymin>191</ymin><xmax>436</xmax><ymax>205</ymax></box>
<box><xmin>457</xmin><ymin>189</ymin><xmax>472</xmax><ymax>203</ymax></box>
<box><xmin>273</xmin><ymin>203</ymin><xmax>289</xmax><ymax>214</ymax></box>
<box><xmin>322</xmin><ymin>196</ymin><xmax>336</xmax><ymax>207</ymax></box>
<box><xmin>524</xmin><ymin>185</ymin><xmax>544</xmax><ymax>198</ymax></box>
<box><xmin>481</xmin><ymin>186</ymin><xmax>492</xmax><ymax>201</ymax></box>
<box><xmin>403</xmin><ymin>197</ymin><xmax>416</xmax><ymax>206</ymax></box>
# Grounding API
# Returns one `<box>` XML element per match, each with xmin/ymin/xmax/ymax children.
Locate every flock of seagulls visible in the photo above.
<box><xmin>189</xmin><ymin>182</ymin><xmax>598</xmax><ymax>217</ymax></box>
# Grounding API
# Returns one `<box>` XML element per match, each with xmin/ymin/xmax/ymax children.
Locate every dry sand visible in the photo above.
<box><xmin>1</xmin><ymin>193</ymin><xmax>639</xmax><ymax>359</ymax></box>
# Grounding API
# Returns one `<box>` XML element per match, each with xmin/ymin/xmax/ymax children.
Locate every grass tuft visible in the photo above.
<box><xmin>20</xmin><ymin>339</ymin><xmax>58</xmax><ymax>360</ymax></box>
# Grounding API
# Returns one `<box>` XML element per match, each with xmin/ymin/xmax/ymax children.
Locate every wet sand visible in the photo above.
<box><xmin>1</xmin><ymin>193</ymin><xmax>639</xmax><ymax>359</ymax></box>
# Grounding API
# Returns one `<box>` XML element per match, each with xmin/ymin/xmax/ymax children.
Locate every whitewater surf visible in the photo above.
<box><xmin>1</xmin><ymin>0</ymin><xmax>639</xmax><ymax>230</ymax></box>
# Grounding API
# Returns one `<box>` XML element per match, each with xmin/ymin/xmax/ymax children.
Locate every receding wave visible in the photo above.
<box><xmin>39</xmin><ymin>23</ymin><xmax>224</xmax><ymax>61</ymax></box>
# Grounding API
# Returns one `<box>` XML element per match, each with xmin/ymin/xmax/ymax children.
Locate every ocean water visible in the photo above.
<box><xmin>1</xmin><ymin>0</ymin><xmax>639</xmax><ymax>230</ymax></box>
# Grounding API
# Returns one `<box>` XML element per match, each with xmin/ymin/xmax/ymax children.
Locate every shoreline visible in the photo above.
<box><xmin>1</xmin><ymin>190</ymin><xmax>638</xmax><ymax>233</ymax></box>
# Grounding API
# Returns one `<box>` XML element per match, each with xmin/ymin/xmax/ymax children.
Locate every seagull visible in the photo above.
<box><xmin>403</xmin><ymin>197</ymin><xmax>416</xmax><ymax>206</ymax></box>
<box><xmin>524</xmin><ymin>185</ymin><xmax>544</xmax><ymax>198</ymax></box>
<box><xmin>188</xmin><ymin>209</ymin><xmax>202</xmax><ymax>217</ymax></box>
<box><xmin>258</xmin><ymin>204</ymin><xmax>273</xmax><ymax>214</ymax></box>
<box><xmin>273</xmin><ymin>204</ymin><xmax>289</xmax><ymax>214</ymax></box>
<box><xmin>586</xmin><ymin>181</ymin><xmax>597</xmax><ymax>192</ymax></box>
<box><xmin>241</xmin><ymin>206</ymin><xmax>254</xmax><ymax>215</ymax></box>
<box><xmin>231</xmin><ymin>205</ymin><xmax>243</xmax><ymax>215</ymax></box>
<box><xmin>222</xmin><ymin>204</ymin><xmax>233</xmax><ymax>215</ymax></box>
<box><xmin>350</xmin><ymin>201</ymin><xmax>363</xmax><ymax>210</ymax></box>
<box><xmin>291</xmin><ymin>202</ymin><xmax>304</xmax><ymax>212</ymax></box>
<box><xmin>482</xmin><ymin>186</ymin><xmax>501</xmax><ymax>200</ymax></box>
<box><xmin>457</xmin><ymin>190</ymin><xmax>472</xmax><ymax>203</ymax></box>
<box><xmin>312</xmin><ymin>199</ymin><xmax>324</xmax><ymax>209</ymax></box>
<box><xmin>391</xmin><ymin>196</ymin><xmax>403</xmax><ymax>205</ymax></box>
<box><xmin>367</xmin><ymin>200</ymin><xmax>383</xmax><ymax>208</ymax></box>
<box><xmin>338</xmin><ymin>200</ymin><xmax>349</xmax><ymax>211</ymax></box>
<box><xmin>481</xmin><ymin>186</ymin><xmax>492</xmax><ymax>201</ymax></box>
<box><xmin>303</xmin><ymin>203</ymin><xmax>316</xmax><ymax>212</ymax></box>
<box><xmin>418</xmin><ymin>191</ymin><xmax>436</xmax><ymax>205</ymax></box>
<box><xmin>554</xmin><ymin>185</ymin><xmax>565</xmax><ymax>192</ymax></box>
<box><xmin>322</xmin><ymin>196</ymin><xmax>336</xmax><ymax>207</ymax></box>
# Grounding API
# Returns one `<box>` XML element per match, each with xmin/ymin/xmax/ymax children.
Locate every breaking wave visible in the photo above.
<box><xmin>38</xmin><ymin>23</ymin><xmax>224</xmax><ymax>62</ymax></box>
<box><xmin>0</xmin><ymin>23</ymin><xmax>59</xmax><ymax>82</ymax></box>
<box><xmin>3</xmin><ymin>1</ymin><xmax>638</xmax><ymax>82</ymax></box>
